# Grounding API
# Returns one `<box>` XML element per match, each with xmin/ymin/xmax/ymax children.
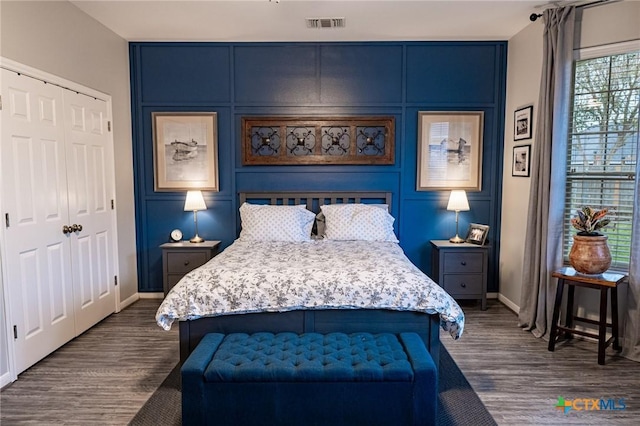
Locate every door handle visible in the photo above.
<box><xmin>62</xmin><ymin>225</ymin><xmax>71</xmax><ymax>235</ymax></box>
<box><xmin>71</xmin><ymin>224</ymin><xmax>83</xmax><ymax>232</ymax></box>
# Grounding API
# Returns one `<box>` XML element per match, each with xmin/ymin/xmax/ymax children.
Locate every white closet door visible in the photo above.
<box><xmin>62</xmin><ymin>91</ymin><xmax>116</xmax><ymax>333</ymax></box>
<box><xmin>1</xmin><ymin>70</ymin><xmax>76</xmax><ymax>374</ymax></box>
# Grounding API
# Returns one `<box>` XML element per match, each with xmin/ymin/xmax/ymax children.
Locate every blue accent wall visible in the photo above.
<box><xmin>130</xmin><ymin>42</ymin><xmax>507</xmax><ymax>294</ymax></box>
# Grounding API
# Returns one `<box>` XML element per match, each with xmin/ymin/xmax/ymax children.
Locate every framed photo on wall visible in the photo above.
<box><xmin>152</xmin><ymin>112</ymin><xmax>219</xmax><ymax>192</ymax></box>
<box><xmin>514</xmin><ymin>106</ymin><xmax>533</xmax><ymax>140</ymax></box>
<box><xmin>512</xmin><ymin>145</ymin><xmax>531</xmax><ymax>177</ymax></box>
<box><xmin>465</xmin><ymin>223</ymin><xmax>490</xmax><ymax>245</ymax></box>
<box><xmin>416</xmin><ymin>111</ymin><xmax>484</xmax><ymax>191</ymax></box>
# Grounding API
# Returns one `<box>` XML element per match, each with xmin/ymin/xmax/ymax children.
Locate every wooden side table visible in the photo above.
<box><xmin>548</xmin><ymin>266</ymin><xmax>627</xmax><ymax>365</ymax></box>
<box><xmin>160</xmin><ymin>241</ymin><xmax>221</xmax><ymax>296</ymax></box>
<box><xmin>430</xmin><ymin>240</ymin><xmax>489</xmax><ymax>310</ymax></box>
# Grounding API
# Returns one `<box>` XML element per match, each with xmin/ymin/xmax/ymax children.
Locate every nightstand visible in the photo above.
<box><xmin>160</xmin><ymin>241</ymin><xmax>221</xmax><ymax>295</ymax></box>
<box><xmin>430</xmin><ymin>240</ymin><xmax>489</xmax><ymax>310</ymax></box>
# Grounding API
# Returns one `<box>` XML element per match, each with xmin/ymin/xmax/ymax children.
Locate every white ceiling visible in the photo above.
<box><xmin>69</xmin><ymin>0</ymin><xmax>556</xmax><ymax>42</ymax></box>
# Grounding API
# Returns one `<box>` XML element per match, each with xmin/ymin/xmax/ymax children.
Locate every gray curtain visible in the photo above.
<box><xmin>622</xmin><ymin>163</ymin><xmax>640</xmax><ymax>361</ymax></box>
<box><xmin>518</xmin><ymin>7</ymin><xmax>575</xmax><ymax>338</ymax></box>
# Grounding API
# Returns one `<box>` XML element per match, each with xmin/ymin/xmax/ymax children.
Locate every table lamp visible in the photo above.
<box><xmin>447</xmin><ymin>190</ymin><xmax>470</xmax><ymax>243</ymax></box>
<box><xmin>184</xmin><ymin>190</ymin><xmax>206</xmax><ymax>243</ymax></box>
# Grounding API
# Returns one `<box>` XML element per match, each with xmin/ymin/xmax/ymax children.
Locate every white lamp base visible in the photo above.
<box><xmin>190</xmin><ymin>235</ymin><xmax>204</xmax><ymax>243</ymax></box>
<box><xmin>449</xmin><ymin>235</ymin><xmax>465</xmax><ymax>244</ymax></box>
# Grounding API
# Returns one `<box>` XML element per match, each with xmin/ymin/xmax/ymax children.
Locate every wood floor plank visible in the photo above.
<box><xmin>443</xmin><ymin>300</ymin><xmax>640</xmax><ymax>425</ymax></box>
<box><xmin>1</xmin><ymin>299</ymin><xmax>638</xmax><ymax>425</ymax></box>
<box><xmin>1</xmin><ymin>300</ymin><xmax>179</xmax><ymax>425</ymax></box>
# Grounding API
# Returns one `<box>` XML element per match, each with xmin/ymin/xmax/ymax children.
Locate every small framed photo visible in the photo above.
<box><xmin>514</xmin><ymin>106</ymin><xmax>533</xmax><ymax>140</ymax></box>
<box><xmin>465</xmin><ymin>223</ymin><xmax>489</xmax><ymax>245</ymax></box>
<box><xmin>152</xmin><ymin>112</ymin><xmax>219</xmax><ymax>192</ymax></box>
<box><xmin>512</xmin><ymin>145</ymin><xmax>531</xmax><ymax>177</ymax></box>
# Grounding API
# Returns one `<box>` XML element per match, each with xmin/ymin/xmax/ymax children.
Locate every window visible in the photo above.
<box><xmin>564</xmin><ymin>50</ymin><xmax>639</xmax><ymax>271</ymax></box>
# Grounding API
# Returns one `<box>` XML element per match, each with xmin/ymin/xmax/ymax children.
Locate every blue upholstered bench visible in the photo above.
<box><xmin>181</xmin><ymin>332</ymin><xmax>438</xmax><ymax>426</ymax></box>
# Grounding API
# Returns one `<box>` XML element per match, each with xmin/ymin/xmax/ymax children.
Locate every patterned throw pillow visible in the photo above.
<box><xmin>239</xmin><ymin>203</ymin><xmax>316</xmax><ymax>242</ymax></box>
<box><xmin>320</xmin><ymin>204</ymin><xmax>399</xmax><ymax>242</ymax></box>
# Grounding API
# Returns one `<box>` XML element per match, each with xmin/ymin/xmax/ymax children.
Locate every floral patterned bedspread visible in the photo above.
<box><xmin>156</xmin><ymin>240</ymin><xmax>465</xmax><ymax>339</ymax></box>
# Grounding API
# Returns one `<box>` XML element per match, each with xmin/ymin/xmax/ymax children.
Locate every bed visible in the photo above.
<box><xmin>156</xmin><ymin>191</ymin><xmax>464</xmax><ymax>367</ymax></box>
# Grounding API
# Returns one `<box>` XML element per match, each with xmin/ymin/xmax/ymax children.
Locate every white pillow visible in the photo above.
<box><xmin>314</xmin><ymin>204</ymin><xmax>388</xmax><ymax>238</ymax></box>
<box><xmin>239</xmin><ymin>203</ymin><xmax>315</xmax><ymax>242</ymax></box>
<box><xmin>320</xmin><ymin>204</ymin><xmax>398</xmax><ymax>242</ymax></box>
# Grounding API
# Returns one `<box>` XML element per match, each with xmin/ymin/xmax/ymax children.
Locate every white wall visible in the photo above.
<box><xmin>498</xmin><ymin>20</ymin><xmax>543</xmax><ymax>311</ymax></box>
<box><xmin>0</xmin><ymin>1</ymin><xmax>138</xmax><ymax>305</ymax></box>
<box><xmin>576</xmin><ymin>0</ymin><xmax>640</xmax><ymax>50</ymax></box>
<box><xmin>500</xmin><ymin>0</ymin><xmax>640</xmax><ymax>311</ymax></box>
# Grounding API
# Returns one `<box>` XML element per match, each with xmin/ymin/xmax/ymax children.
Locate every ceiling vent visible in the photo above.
<box><xmin>306</xmin><ymin>18</ymin><xmax>346</xmax><ymax>29</ymax></box>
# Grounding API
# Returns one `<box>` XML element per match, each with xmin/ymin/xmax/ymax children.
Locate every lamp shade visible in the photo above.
<box><xmin>447</xmin><ymin>190</ymin><xmax>470</xmax><ymax>212</ymax></box>
<box><xmin>184</xmin><ymin>190</ymin><xmax>207</xmax><ymax>211</ymax></box>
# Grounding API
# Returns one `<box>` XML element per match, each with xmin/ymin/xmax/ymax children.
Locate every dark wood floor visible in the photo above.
<box><xmin>443</xmin><ymin>300</ymin><xmax>640</xmax><ymax>425</ymax></box>
<box><xmin>1</xmin><ymin>300</ymin><xmax>179</xmax><ymax>425</ymax></box>
<box><xmin>1</xmin><ymin>299</ymin><xmax>638</xmax><ymax>425</ymax></box>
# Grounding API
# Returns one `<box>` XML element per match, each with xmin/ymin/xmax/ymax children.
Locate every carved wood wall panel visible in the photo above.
<box><xmin>241</xmin><ymin>116</ymin><xmax>395</xmax><ymax>165</ymax></box>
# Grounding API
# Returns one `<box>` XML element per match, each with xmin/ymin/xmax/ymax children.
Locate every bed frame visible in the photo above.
<box><xmin>178</xmin><ymin>191</ymin><xmax>441</xmax><ymax>366</ymax></box>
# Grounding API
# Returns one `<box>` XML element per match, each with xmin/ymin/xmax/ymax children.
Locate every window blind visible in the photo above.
<box><xmin>564</xmin><ymin>50</ymin><xmax>639</xmax><ymax>271</ymax></box>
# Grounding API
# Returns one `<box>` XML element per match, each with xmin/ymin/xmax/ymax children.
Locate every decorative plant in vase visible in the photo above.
<box><xmin>569</xmin><ymin>206</ymin><xmax>612</xmax><ymax>274</ymax></box>
<box><xmin>571</xmin><ymin>206</ymin><xmax>610</xmax><ymax>236</ymax></box>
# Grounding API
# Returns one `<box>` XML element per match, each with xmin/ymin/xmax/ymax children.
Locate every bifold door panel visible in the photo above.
<box><xmin>1</xmin><ymin>68</ymin><xmax>116</xmax><ymax>374</ymax></box>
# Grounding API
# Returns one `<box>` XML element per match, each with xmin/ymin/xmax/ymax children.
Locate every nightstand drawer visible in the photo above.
<box><xmin>167</xmin><ymin>274</ymin><xmax>184</xmax><ymax>289</ymax></box>
<box><xmin>443</xmin><ymin>252</ymin><xmax>483</xmax><ymax>273</ymax></box>
<box><xmin>443</xmin><ymin>274</ymin><xmax>483</xmax><ymax>295</ymax></box>
<box><xmin>166</xmin><ymin>252</ymin><xmax>209</xmax><ymax>274</ymax></box>
<box><xmin>161</xmin><ymin>241</ymin><xmax>221</xmax><ymax>296</ymax></box>
<box><xmin>430</xmin><ymin>240</ymin><xmax>489</xmax><ymax>310</ymax></box>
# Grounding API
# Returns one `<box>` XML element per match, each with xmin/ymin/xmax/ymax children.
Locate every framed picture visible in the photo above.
<box><xmin>512</xmin><ymin>145</ymin><xmax>531</xmax><ymax>177</ymax></box>
<box><xmin>152</xmin><ymin>112</ymin><xmax>219</xmax><ymax>192</ymax></box>
<box><xmin>241</xmin><ymin>116</ymin><xmax>395</xmax><ymax>165</ymax></box>
<box><xmin>416</xmin><ymin>111</ymin><xmax>484</xmax><ymax>191</ymax></box>
<box><xmin>465</xmin><ymin>223</ymin><xmax>489</xmax><ymax>245</ymax></box>
<box><xmin>514</xmin><ymin>106</ymin><xmax>533</xmax><ymax>140</ymax></box>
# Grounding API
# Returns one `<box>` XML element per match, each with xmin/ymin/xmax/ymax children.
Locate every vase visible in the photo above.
<box><xmin>568</xmin><ymin>234</ymin><xmax>611</xmax><ymax>275</ymax></box>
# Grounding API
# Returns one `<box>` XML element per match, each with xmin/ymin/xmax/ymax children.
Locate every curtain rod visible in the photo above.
<box><xmin>529</xmin><ymin>0</ymin><xmax>616</xmax><ymax>22</ymax></box>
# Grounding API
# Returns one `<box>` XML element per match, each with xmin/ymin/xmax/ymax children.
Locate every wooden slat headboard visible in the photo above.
<box><xmin>239</xmin><ymin>191</ymin><xmax>392</xmax><ymax>213</ymax></box>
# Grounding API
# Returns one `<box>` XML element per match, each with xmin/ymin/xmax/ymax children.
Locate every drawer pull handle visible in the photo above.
<box><xmin>460</xmin><ymin>261</ymin><xmax>467</xmax><ymax>266</ymax></box>
<box><xmin>460</xmin><ymin>283</ymin><xmax>466</xmax><ymax>288</ymax></box>
<box><xmin>184</xmin><ymin>261</ymin><xmax>190</xmax><ymax>266</ymax></box>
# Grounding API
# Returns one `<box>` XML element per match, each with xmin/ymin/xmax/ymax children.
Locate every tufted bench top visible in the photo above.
<box><xmin>203</xmin><ymin>332</ymin><xmax>415</xmax><ymax>382</ymax></box>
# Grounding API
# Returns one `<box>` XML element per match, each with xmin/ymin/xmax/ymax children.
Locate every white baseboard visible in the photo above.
<box><xmin>1</xmin><ymin>371</ymin><xmax>15</xmax><ymax>389</ymax></box>
<box><xmin>139</xmin><ymin>292</ymin><xmax>164</xmax><ymax>300</ymax></box>
<box><xmin>498</xmin><ymin>293</ymin><xmax>520</xmax><ymax>314</ymax></box>
<box><xmin>486</xmin><ymin>292</ymin><xmax>498</xmax><ymax>299</ymax></box>
<box><xmin>119</xmin><ymin>293</ymin><xmax>140</xmax><ymax>311</ymax></box>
